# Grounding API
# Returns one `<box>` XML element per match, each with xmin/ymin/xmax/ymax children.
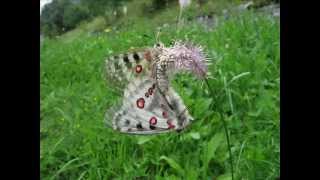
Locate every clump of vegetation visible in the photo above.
<box><xmin>40</xmin><ymin>0</ymin><xmax>129</xmax><ymax>37</ymax></box>
<box><xmin>252</xmin><ymin>0</ymin><xmax>279</xmax><ymax>8</ymax></box>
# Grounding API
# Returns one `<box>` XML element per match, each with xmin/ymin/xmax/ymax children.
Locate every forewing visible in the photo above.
<box><xmin>104</xmin><ymin>48</ymin><xmax>157</xmax><ymax>91</ymax></box>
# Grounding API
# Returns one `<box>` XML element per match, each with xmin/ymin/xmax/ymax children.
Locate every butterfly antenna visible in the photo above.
<box><xmin>204</xmin><ymin>77</ymin><xmax>234</xmax><ymax>180</ymax></box>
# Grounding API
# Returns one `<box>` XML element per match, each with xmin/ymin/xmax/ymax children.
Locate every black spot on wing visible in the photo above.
<box><xmin>150</xmin><ymin>125</ymin><xmax>156</xmax><ymax>130</ymax></box>
<box><xmin>136</xmin><ymin>123</ymin><xmax>143</xmax><ymax>129</ymax></box>
<box><xmin>123</xmin><ymin>54</ymin><xmax>129</xmax><ymax>63</ymax></box>
<box><xmin>123</xmin><ymin>54</ymin><xmax>132</xmax><ymax>68</ymax></box>
<box><xmin>133</xmin><ymin>52</ymin><xmax>141</xmax><ymax>63</ymax></box>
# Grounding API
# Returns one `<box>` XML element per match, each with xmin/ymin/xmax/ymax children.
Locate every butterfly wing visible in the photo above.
<box><xmin>105</xmin><ymin>77</ymin><xmax>193</xmax><ymax>134</ymax></box>
<box><xmin>104</xmin><ymin>45</ymin><xmax>194</xmax><ymax>134</ymax></box>
<box><xmin>104</xmin><ymin>48</ymin><xmax>158</xmax><ymax>91</ymax></box>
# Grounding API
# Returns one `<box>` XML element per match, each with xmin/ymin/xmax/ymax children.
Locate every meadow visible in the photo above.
<box><xmin>40</xmin><ymin>3</ymin><xmax>279</xmax><ymax>179</ymax></box>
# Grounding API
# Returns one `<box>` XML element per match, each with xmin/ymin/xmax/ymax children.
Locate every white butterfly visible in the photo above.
<box><xmin>105</xmin><ymin>41</ymin><xmax>208</xmax><ymax>134</ymax></box>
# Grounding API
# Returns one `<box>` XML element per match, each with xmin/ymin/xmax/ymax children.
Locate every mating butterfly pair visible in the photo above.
<box><xmin>104</xmin><ymin>41</ymin><xmax>209</xmax><ymax>134</ymax></box>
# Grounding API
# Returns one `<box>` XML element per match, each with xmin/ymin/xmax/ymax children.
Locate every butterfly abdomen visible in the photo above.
<box><xmin>155</xmin><ymin>61</ymin><xmax>169</xmax><ymax>94</ymax></box>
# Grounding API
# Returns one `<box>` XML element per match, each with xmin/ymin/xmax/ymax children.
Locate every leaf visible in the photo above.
<box><xmin>193</xmin><ymin>98</ymin><xmax>212</xmax><ymax>117</ymax></box>
<box><xmin>51</xmin><ymin>158</ymin><xmax>80</xmax><ymax>180</ymax></box>
<box><xmin>159</xmin><ymin>156</ymin><xmax>184</xmax><ymax>175</ymax></box>
<box><xmin>205</xmin><ymin>132</ymin><xmax>224</xmax><ymax>164</ymax></box>
<box><xmin>189</xmin><ymin>132</ymin><xmax>201</xmax><ymax>140</ymax></box>
<box><xmin>216</xmin><ymin>173</ymin><xmax>232</xmax><ymax>180</ymax></box>
<box><xmin>136</xmin><ymin>136</ymin><xmax>152</xmax><ymax>145</ymax></box>
<box><xmin>228</xmin><ymin>72</ymin><xmax>251</xmax><ymax>84</ymax></box>
<box><xmin>77</xmin><ymin>171</ymin><xmax>87</xmax><ymax>180</ymax></box>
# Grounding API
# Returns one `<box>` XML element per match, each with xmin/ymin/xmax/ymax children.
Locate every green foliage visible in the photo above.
<box><xmin>41</xmin><ymin>0</ymin><xmax>91</xmax><ymax>37</ymax></box>
<box><xmin>40</xmin><ymin>5</ymin><xmax>279</xmax><ymax>180</ymax></box>
<box><xmin>62</xmin><ymin>4</ymin><xmax>90</xmax><ymax>30</ymax></box>
<box><xmin>41</xmin><ymin>0</ymin><xmax>66</xmax><ymax>36</ymax></box>
<box><xmin>40</xmin><ymin>0</ymin><xmax>130</xmax><ymax>37</ymax></box>
<box><xmin>252</xmin><ymin>0</ymin><xmax>279</xmax><ymax>8</ymax></box>
<box><xmin>150</xmin><ymin>0</ymin><xmax>171</xmax><ymax>11</ymax></box>
<box><xmin>80</xmin><ymin>0</ymin><xmax>128</xmax><ymax>16</ymax></box>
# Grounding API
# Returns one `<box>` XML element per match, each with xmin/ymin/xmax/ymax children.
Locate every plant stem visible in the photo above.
<box><xmin>177</xmin><ymin>7</ymin><xmax>183</xmax><ymax>32</ymax></box>
<box><xmin>204</xmin><ymin>78</ymin><xmax>234</xmax><ymax>180</ymax></box>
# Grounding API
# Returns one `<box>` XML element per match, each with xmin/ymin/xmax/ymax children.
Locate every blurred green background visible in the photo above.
<box><xmin>40</xmin><ymin>0</ymin><xmax>279</xmax><ymax>179</ymax></box>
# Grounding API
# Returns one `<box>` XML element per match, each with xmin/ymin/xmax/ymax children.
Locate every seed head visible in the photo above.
<box><xmin>165</xmin><ymin>41</ymin><xmax>209</xmax><ymax>78</ymax></box>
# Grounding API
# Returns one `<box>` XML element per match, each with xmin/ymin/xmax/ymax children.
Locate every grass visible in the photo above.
<box><xmin>40</xmin><ymin>6</ymin><xmax>279</xmax><ymax>180</ymax></box>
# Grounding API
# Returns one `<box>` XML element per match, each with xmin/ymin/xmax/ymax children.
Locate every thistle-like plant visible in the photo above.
<box><xmin>160</xmin><ymin>40</ymin><xmax>234</xmax><ymax>180</ymax></box>
<box><xmin>158</xmin><ymin>41</ymin><xmax>211</xmax><ymax>80</ymax></box>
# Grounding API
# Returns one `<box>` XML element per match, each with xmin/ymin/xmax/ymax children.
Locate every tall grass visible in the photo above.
<box><xmin>41</xmin><ymin>10</ymin><xmax>279</xmax><ymax>179</ymax></box>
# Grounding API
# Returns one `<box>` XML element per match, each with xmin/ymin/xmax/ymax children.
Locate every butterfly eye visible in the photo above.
<box><xmin>156</xmin><ymin>43</ymin><xmax>161</xmax><ymax>47</ymax></box>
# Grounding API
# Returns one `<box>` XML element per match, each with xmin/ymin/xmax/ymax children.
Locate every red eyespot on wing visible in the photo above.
<box><xmin>149</xmin><ymin>117</ymin><xmax>157</xmax><ymax>125</ymax></box>
<box><xmin>167</xmin><ymin>119</ymin><xmax>175</xmax><ymax>129</ymax></box>
<box><xmin>135</xmin><ymin>65</ymin><xmax>142</xmax><ymax>73</ymax></box>
<box><xmin>162</xmin><ymin>111</ymin><xmax>168</xmax><ymax>118</ymax></box>
<box><xmin>136</xmin><ymin>98</ymin><xmax>145</xmax><ymax>109</ymax></box>
<box><xmin>144</xmin><ymin>51</ymin><xmax>152</xmax><ymax>61</ymax></box>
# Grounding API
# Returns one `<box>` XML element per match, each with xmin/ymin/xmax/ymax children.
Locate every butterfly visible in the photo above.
<box><xmin>104</xmin><ymin>41</ymin><xmax>209</xmax><ymax>134</ymax></box>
